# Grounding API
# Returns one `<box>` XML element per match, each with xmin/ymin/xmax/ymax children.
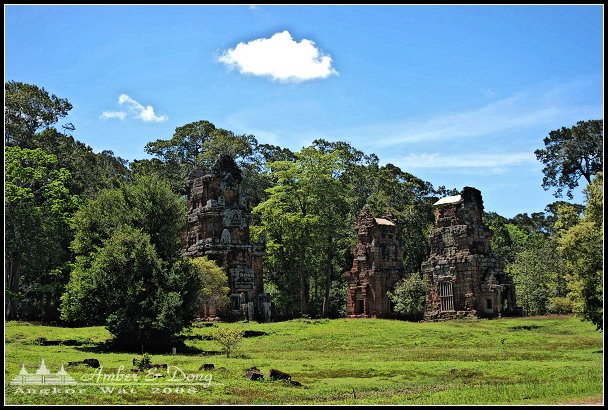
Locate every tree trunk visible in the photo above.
<box><xmin>5</xmin><ymin>257</ymin><xmax>20</xmax><ymax>320</ymax></box>
<box><xmin>300</xmin><ymin>267</ymin><xmax>309</xmax><ymax>316</ymax></box>
<box><xmin>322</xmin><ymin>244</ymin><xmax>333</xmax><ymax>317</ymax></box>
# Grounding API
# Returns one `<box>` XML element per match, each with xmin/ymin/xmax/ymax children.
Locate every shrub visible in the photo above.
<box><xmin>548</xmin><ymin>296</ymin><xmax>574</xmax><ymax>315</ymax></box>
<box><xmin>212</xmin><ymin>328</ymin><xmax>243</xmax><ymax>358</ymax></box>
<box><xmin>61</xmin><ymin>175</ymin><xmax>203</xmax><ymax>351</ymax></box>
<box><xmin>62</xmin><ymin>226</ymin><xmax>203</xmax><ymax>350</ymax></box>
<box><xmin>388</xmin><ymin>273</ymin><xmax>428</xmax><ymax>321</ymax></box>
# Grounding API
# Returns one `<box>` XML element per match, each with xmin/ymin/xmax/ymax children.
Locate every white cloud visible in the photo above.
<box><xmin>100</xmin><ymin>111</ymin><xmax>126</xmax><ymax>120</ymax></box>
<box><xmin>118</xmin><ymin>94</ymin><xmax>167</xmax><ymax>122</ymax></box>
<box><xmin>218</xmin><ymin>30</ymin><xmax>338</xmax><ymax>82</ymax></box>
<box><xmin>389</xmin><ymin>152</ymin><xmax>537</xmax><ymax>169</ymax></box>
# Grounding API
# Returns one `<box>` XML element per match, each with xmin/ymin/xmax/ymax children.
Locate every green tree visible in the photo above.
<box><xmin>506</xmin><ymin>235</ymin><xmax>564</xmax><ymax>316</ymax></box>
<box><xmin>191</xmin><ymin>257</ymin><xmax>230</xmax><ymax>316</ymax></box>
<box><xmin>61</xmin><ymin>226</ymin><xmax>202</xmax><ymax>349</ymax></box>
<box><xmin>535</xmin><ymin>119</ymin><xmax>603</xmax><ymax>199</ymax></box>
<box><xmin>254</xmin><ymin>146</ymin><xmax>350</xmax><ymax>317</ymax></box>
<box><xmin>556</xmin><ymin>172</ymin><xmax>603</xmax><ymax>330</ymax></box>
<box><xmin>388</xmin><ymin>273</ymin><xmax>428</xmax><ymax>321</ymax></box>
<box><xmin>70</xmin><ymin>175</ymin><xmax>185</xmax><ymax>261</ymax></box>
<box><xmin>544</xmin><ymin>201</ymin><xmax>585</xmax><ymax>236</ymax></box>
<box><xmin>138</xmin><ymin>120</ymin><xmax>259</xmax><ymax>194</ymax></box>
<box><xmin>32</xmin><ymin>128</ymin><xmax>129</xmax><ymax>198</ymax></box>
<box><xmin>61</xmin><ymin>175</ymin><xmax>202</xmax><ymax>349</ymax></box>
<box><xmin>212</xmin><ymin>328</ymin><xmax>243</xmax><ymax>358</ymax></box>
<box><xmin>5</xmin><ymin>81</ymin><xmax>72</xmax><ymax>147</ymax></box>
<box><xmin>5</xmin><ymin>81</ymin><xmax>129</xmax><ymax>196</ymax></box>
<box><xmin>484</xmin><ymin>212</ymin><xmax>515</xmax><ymax>263</ymax></box>
<box><xmin>5</xmin><ymin>147</ymin><xmax>79</xmax><ymax>320</ymax></box>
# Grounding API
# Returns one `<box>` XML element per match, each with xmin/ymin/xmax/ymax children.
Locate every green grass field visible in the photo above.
<box><xmin>4</xmin><ymin>315</ymin><xmax>603</xmax><ymax>405</ymax></box>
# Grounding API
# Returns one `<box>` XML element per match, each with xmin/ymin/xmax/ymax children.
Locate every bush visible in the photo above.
<box><xmin>548</xmin><ymin>296</ymin><xmax>574</xmax><ymax>315</ymax></box>
<box><xmin>212</xmin><ymin>328</ymin><xmax>243</xmax><ymax>358</ymax></box>
<box><xmin>61</xmin><ymin>175</ymin><xmax>203</xmax><ymax>351</ymax></box>
<box><xmin>191</xmin><ymin>257</ymin><xmax>230</xmax><ymax>316</ymax></box>
<box><xmin>61</xmin><ymin>226</ymin><xmax>203</xmax><ymax>350</ymax></box>
<box><xmin>388</xmin><ymin>273</ymin><xmax>428</xmax><ymax>321</ymax></box>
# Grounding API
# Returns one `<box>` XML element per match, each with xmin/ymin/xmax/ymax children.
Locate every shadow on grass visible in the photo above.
<box><xmin>73</xmin><ymin>338</ymin><xmax>221</xmax><ymax>356</ymax></box>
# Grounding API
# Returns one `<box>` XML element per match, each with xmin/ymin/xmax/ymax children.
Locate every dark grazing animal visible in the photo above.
<box><xmin>269</xmin><ymin>369</ymin><xmax>291</xmax><ymax>381</ymax></box>
<box><xmin>67</xmin><ymin>358</ymin><xmax>100</xmax><ymax>368</ymax></box>
<box><xmin>245</xmin><ymin>368</ymin><xmax>264</xmax><ymax>381</ymax></box>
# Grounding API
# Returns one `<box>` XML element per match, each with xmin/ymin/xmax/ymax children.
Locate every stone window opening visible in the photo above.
<box><xmin>439</xmin><ymin>281</ymin><xmax>454</xmax><ymax>311</ymax></box>
<box><xmin>355</xmin><ymin>290</ymin><xmax>365</xmax><ymax>315</ymax></box>
<box><xmin>485</xmin><ymin>298</ymin><xmax>493</xmax><ymax>311</ymax></box>
<box><xmin>356</xmin><ymin>299</ymin><xmax>364</xmax><ymax>315</ymax></box>
<box><xmin>231</xmin><ymin>296</ymin><xmax>240</xmax><ymax>311</ymax></box>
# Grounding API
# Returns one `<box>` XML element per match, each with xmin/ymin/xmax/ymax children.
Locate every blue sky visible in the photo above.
<box><xmin>5</xmin><ymin>5</ymin><xmax>603</xmax><ymax>217</ymax></box>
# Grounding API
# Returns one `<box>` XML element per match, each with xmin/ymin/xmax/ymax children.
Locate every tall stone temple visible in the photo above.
<box><xmin>183</xmin><ymin>155</ymin><xmax>271</xmax><ymax>322</ymax></box>
<box><xmin>345</xmin><ymin>207</ymin><xmax>405</xmax><ymax>318</ymax></box>
<box><xmin>422</xmin><ymin>187</ymin><xmax>520</xmax><ymax>320</ymax></box>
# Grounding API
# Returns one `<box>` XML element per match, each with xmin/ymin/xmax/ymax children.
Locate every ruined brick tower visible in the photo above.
<box><xmin>183</xmin><ymin>155</ymin><xmax>271</xmax><ymax>322</ymax></box>
<box><xmin>345</xmin><ymin>207</ymin><xmax>405</xmax><ymax>318</ymax></box>
<box><xmin>422</xmin><ymin>187</ymin><xmax>519</xmax><ymax>320</ymax></box>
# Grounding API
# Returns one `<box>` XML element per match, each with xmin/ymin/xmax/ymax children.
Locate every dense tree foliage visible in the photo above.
<box><xmin>61</xmin><ymin>176</ymin><xmax>202</xmax><ymax>349</ymax></box>
<box><xmin>556</xmin><ymin>173</ymin><xmax>603</xmax><ymax>330</ymax></box>
<box><xmin>505</xmin><ymin>233</ymin><xmax>567</xmax><ymax>316</ymax></box>
<box><xmin>254</xmin><ymin>147</ymin><xmax>351</xmax><ymax>317</ymax></box>
<box><xmin>62</xmin><ymin>226</ymin><xmax>202</xmax><ymax>350</ymax></box>
<box><xmin>31</xmin><ymin>128</ymin><xmax>129</xmax><ymax>197</ymax></box>
<box><xmin>5</xmin><ymin>147</ymin><xmax>80</xmax><ymax>320</ymax></box>
<box><xmin>191</xmin><ymin>257</ymin><xmax>230</xmax><ymax>316</ymax></box>
<box><xmin>4</xmin><ymin>82</ymin><xmax>129</xmax><ymax>320</ymax></box>
<box><xmin>5</xmin><ymin>81</ymin><xmax>72</xmax><ymax>147</ymax></box>
<box><xmin>535</xmin><ymin>119</ymin><xmax>603</xmax><ymax>199</ymax></box>
<box><xmin>388</xmin><ymin>273</ymin><xmax>428</xmax><ymax>321</ymax></box>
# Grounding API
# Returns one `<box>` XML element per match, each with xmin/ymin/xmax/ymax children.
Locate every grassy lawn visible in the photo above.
<box><xmin>4</xmin><ymin>315</ymin><xmax>603</xmax><ymax>404</ymax></box>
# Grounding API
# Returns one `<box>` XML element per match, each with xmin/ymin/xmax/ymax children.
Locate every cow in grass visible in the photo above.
<box><xmin>269</xmin><ymin>369</ymin><xmax>291</xmax><ymax>381</ymax></box>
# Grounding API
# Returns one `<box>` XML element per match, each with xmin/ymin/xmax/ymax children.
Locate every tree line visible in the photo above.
<box><xmin>5</xmin><ymin>81</ymin><xmax>603</xmax><ymax>350</ymax></box>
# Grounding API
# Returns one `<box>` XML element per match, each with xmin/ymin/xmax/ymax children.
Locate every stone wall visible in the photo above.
<box><xmin>183</xmin><ymin>155</ymin><xmax>271</xmax><ymax>322</ymax></box>
<box><xmin>345</xmin><ymin>207</ymin><xmax>405</xmax><ymax>318</ymax></box>
<box><xmin>422</xmin><ymin>187</ymin><xmax>520</xmax><ymax>321</ymax></box>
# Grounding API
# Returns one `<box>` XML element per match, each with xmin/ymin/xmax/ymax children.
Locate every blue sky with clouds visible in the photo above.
<box><xmin>5</xmin><ymin>5</ymin><xmax>603</xmax><ymax>217</ymax></box>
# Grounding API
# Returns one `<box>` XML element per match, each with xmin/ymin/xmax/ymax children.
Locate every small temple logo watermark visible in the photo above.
<box><xmin>9</xmin><ymin>359</ymin><xmax>215</xmax><ymax>396</ymax></box>
<box><xmin>10</xmin><ymin>359</ymin><xmax>77</xmax><ymax>385</ymax></box>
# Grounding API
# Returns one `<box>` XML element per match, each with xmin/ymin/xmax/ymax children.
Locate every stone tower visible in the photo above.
<box><xmin>345</xmin><ymin>207</ymin><xmax>405</xmax><ymax>318</ymax></box>
<box><xmin>183</xmin><ymin>155</ymin><xmax>271</xmax><ymax>321</ymax></box>
<box><xmin>422</xmin><ymin>187</ymin><xmax>520</xmax><ymax>320</ymax></box>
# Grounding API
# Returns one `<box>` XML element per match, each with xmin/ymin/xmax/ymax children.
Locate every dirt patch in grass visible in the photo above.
<box><xmin>557</xmin><ymin>395</ymin><xmax>603</xmax><ymax>405</ymax></box>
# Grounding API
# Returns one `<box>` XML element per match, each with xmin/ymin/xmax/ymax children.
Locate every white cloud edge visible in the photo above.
<box><xmin>100</xmin><ymin>94</ymin><xmax>167</xmax><ymax>122</ymax></box>
<box><xmin>387</xmin><ymin>152</ymin><xmax>538</xmax><ymax>169</ymax></box>
<box><xmin>118</xmin><ymin>94</ymin><xmax>167</xmax><ymax>122</ymax></box>
<box><xmin>217</xmin><ymin>30</ymin><xmax>338</xmax><ymax>82</ymax></box>
<box><xmin>100</xmin><ymin>111</ymin><xmax>126</xmax><ymax>120</ymax></box>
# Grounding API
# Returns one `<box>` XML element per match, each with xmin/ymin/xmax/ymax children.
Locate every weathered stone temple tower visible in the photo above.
<box><xmin>422</xmin><ymin>187</ymin><xmax>520</xmax><ymax>320</ymax></box>
<box><xmin>183</xmin><ymin>155</ymin><xmax>271</xmax><ymax>321</ymax></box>
<box><xmin>345</xmin><ymin>207</ymin><xmax>405</xmax><ymax>318</ymax></box>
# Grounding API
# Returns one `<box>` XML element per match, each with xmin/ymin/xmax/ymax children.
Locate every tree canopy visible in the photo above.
<box><xmin>5</xmin><ymin>81</ymin><xmax>73</xmax><ymax>147</ymax></box>
<box><xmin>534</xmin><ymin>119</ymin><xmax>603</xmax><ymax>199</ymax></box>
<box><xmin>61</xmin><ymin>176</ymin><xmax>202</xmax><ymax>349</ymax></box>
<box><xmin>5</xmin><ymin>147</ymin><xmax>80</xmax><ymax>320</ymax></box>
